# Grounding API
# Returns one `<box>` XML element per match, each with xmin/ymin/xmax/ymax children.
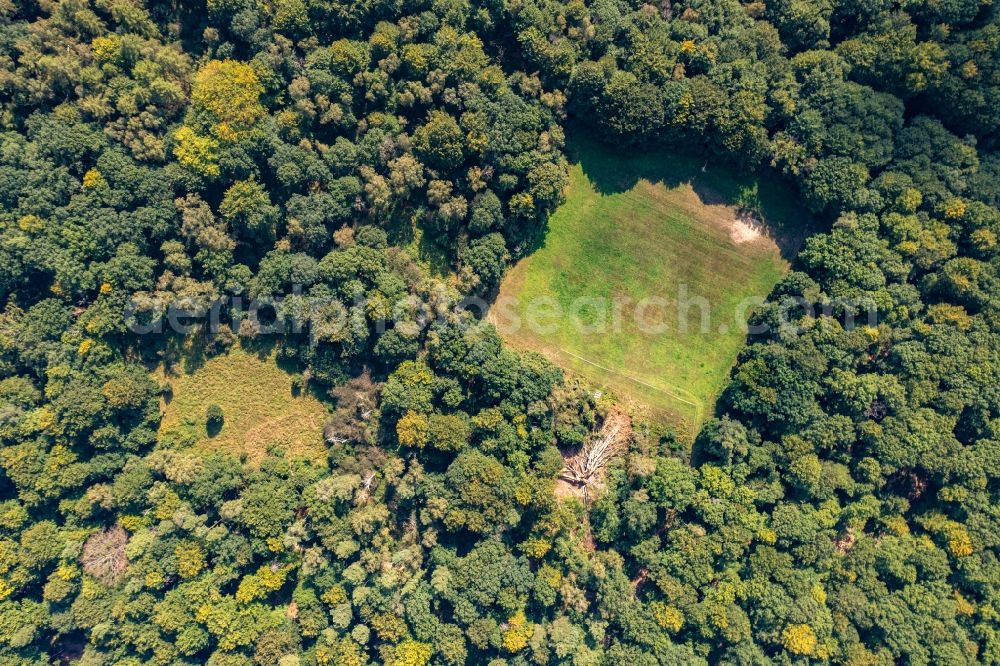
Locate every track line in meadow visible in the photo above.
<box><xmin>554</xmin><ymin>346</ymin><xmax>704</xmax><ymax>427</ymax></box>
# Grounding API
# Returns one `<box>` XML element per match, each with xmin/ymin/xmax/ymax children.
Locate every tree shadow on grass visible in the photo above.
<box><xmin>206</xmin><ymin>418</ymin><xmax>223</xmax><ymax>438</ymax></box>
<box><xmin>382</xmin><ymin>211</ymin><xmax>459</xmax><ymax>278</ymax></box>
<box><xmin>416</xmin><ymin>229</ymin><xmax>455</xmax><ymax>276</ymax></box>
<box><xmin>160</xmin><ymin>334</ymin><xmax>208</xmax><ymax>378</ymax></box>
<box><xmin>242</xmin><ymin>334</ymin><xmax>280</xmax><ymax>362</ymax></box>
<box><xmin>570</xmin><ymin>134</ymin><xmax>813</xmax><ymax>262</ymax></box>
<box><xmin>510</xmin><ymin>206</ymin><xmax>553</xmax><ymax>260</ymax></box>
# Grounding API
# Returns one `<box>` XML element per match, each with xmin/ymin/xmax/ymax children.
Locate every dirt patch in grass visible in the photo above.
<box><xmin>645</xmin><ymin>180</ymin><xmax>769</xmax><ymax>245</ymax></box>
<box><xmin>553</xmin><ymin>477</ymin><xmax>588</xmax><ymax>502</ymax></box>
<box><xmin>156</xmin><ymin>346</ymin><xmax>330</xmax><ymax>464</ymax></box>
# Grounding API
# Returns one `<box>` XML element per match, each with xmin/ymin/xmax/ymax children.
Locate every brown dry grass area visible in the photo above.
<box><xmin>157</xmin><ymin>346</ymin><xmax>330</xmax><ymax>464</ymax></box>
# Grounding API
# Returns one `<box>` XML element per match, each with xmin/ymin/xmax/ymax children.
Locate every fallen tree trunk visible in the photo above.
<box><xmin>560</xmin><ymin>409</ymin><xmax>631</xmax><ymax>487</ymax></box>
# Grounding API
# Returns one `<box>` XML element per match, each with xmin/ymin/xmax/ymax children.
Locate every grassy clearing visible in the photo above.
<box><xmin>492</xmin><ymin>139</ymin><xmax>807</xmax><ymax>438</ymax></box>
<box><xmin>157</xmin><ymin>346</ymin><xmax>330</xmax><ymax>463</ymax></box>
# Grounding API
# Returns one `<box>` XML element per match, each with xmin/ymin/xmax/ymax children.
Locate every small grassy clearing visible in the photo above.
<box><xmin>156</xmin><ymin>345</ymin><xmax>330</xmax><ymax>463</ymax></box>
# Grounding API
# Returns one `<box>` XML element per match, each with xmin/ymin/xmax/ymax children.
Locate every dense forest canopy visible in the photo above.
<box><xmin>0</xmin><ymin>0</ymin><xmax>997</xmax><ymax>663</ymax></box>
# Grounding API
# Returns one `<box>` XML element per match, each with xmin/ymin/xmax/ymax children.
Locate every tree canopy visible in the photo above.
<box><xmin>0</xmin><ymin>0</ymin><xmax>997</xmax><ymax>663</ymax></box>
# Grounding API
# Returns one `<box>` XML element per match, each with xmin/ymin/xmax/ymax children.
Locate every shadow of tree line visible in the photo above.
<box><xmin>567</xmin><ymin>133</ymin><xmax>812</xmax><ymax>261</ymax></box>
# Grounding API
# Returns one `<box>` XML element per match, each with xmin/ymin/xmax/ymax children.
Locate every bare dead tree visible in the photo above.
<box><xmin>81</xmin><ymin>526</ymin><xmax>129</xmax><ymax>586</ymax></box>
<box><xmin>324</xmin><ymin>371</ymin><xmax>381</xmax><ymax>446</ymax></box>
<box><xmin>355</xmin><ymin>470</ymin><xmax>378</xmax><ymax>504</ymax></box>
<box><xmin>323</xmin><ymin>423</ymin><xmax>350</xmax><ymax>445</ymax></box>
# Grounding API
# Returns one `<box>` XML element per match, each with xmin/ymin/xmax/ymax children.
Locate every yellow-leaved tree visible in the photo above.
<box><xmin>190</xmin><ymin>59</ymin><xmax>266</xmax><ymax>133</ymax></box>
<box><xmin>173</xmin><ymin>59</ymin><xmax>265</xmax><ymax>177</ymax></box>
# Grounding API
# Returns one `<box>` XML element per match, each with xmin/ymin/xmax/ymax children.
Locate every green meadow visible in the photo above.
<box><xmin>493</xmin><ymin>140</ymin><xmax>806</xmax><ymax>438</ymax></box>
